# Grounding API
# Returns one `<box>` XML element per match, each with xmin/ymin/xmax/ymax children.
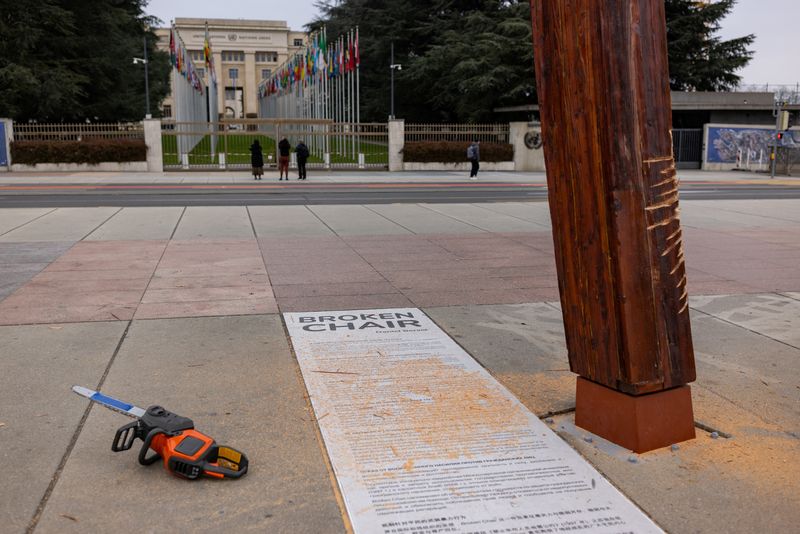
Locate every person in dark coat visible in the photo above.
<box><xmin>467</xmin><ymin>139</ymin><xmax>480</xmax><ymax>179</ymax></box>
<box><xmin>277</xmin><ymin>137</ymin><xmax>291</xmax><ymax>180</ymax></box>
<box><xmin>295</xmin><ymin>140</ymin><xmax>309</xmax><ymax>180</ymax></box>
<box><xmin>250</xmin><ymin>139</ymin><xmax>264</xmax><ymax>180</ymax></box>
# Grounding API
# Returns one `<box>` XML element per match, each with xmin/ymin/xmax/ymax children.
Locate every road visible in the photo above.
<box><xmin>1</xmin><ymin>181</ymin><xmax>799</xmax><ymax>207</ymax></box>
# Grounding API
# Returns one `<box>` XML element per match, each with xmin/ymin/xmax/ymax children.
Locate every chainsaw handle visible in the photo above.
<box><xmin>112</xmin><ymin>421</ymin><xmax>139</xmax><ymax>452</ymax></box>
<box><xmin>201</xmin><ymin>449</ymin><xmax>249</xmax><ymax>479</ymax></box>
<box><xmin>138</xmin><ymin>427</ymin><xmax>165</xmax><ymax>465</ymax></box>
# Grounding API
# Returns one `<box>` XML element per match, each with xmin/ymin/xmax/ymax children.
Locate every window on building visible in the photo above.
<box><xmin>162</xmin><ymin>105</ymin><xmax>172</xmax><ymax>118</ymax></box>
<box><xmin>261</xmin><ymin>69</ymin><xmax>271</xmax><ymax>79</ymax></box>
<box><xmin>293</xmin><ymin>38</ymin><xmax>304</xmax><ymax>47</ymax></box>
<box><xmin>228</xmin><ymin>68</ymin><xmax>239</xmax><ymax>80</ymax></box>
<box><xmin>221</xmin><ymin>50</ymin><xmax>245</xmax><ymax>62</ymax></box>
<box><xmin>189</xmin><ymin>50</ymin><xmax>204</xmax><ymax>62</ymax></box>
<box><xmin>255</xmin><ymin>51</ymin><xmax>278</xmax><ymax>63</ymax></box>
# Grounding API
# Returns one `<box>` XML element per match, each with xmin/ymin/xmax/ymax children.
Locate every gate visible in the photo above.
<box><xmin>161</xmin><ymin>119</ymin><xmax>388</xmax><ymax>171</ymax></box>
<box><xmin>672</xmin><ymin>128</ymin><xmax>703</xmax><ymax>169</ymax></box>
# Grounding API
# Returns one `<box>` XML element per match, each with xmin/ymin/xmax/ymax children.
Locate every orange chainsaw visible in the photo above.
<box><xmin>72</xmin><ymin>386</ymin><xmax>248</xmax><ymax>480</ymax></box>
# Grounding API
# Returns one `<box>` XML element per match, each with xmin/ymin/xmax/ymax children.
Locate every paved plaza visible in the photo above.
<box><xmin>1</xmin><ymin>174</ymin><xmax>799</xmax><ymax>532</ymax></box>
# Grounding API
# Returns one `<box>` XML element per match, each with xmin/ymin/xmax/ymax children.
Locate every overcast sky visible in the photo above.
<box><xmin>146</xmin><ymin>0</ymin><xmax>798</xmax><ymax>87</ymax></box>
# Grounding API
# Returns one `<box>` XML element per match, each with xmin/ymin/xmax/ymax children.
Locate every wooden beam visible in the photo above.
<box><xmin>530</xmin><ymin>0</ymin><xmax>696</xmax><ymax>395</ymax></box>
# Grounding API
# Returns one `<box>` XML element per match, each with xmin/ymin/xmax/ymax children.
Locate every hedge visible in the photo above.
<box><xmin>10</xmin><ymin>139</ymin><xmax>147</xmax><ymax>165</ymax></box>
<box><xmin>403</xmin><ymin>141</ymin><xmax>513</xmax><ymax>163</ymax></box>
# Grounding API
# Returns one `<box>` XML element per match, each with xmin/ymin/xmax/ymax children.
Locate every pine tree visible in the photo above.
<box><xmin>665</xmin><ymin>0</ymin><xmax>754</xmax><ymax>91</ymax></box>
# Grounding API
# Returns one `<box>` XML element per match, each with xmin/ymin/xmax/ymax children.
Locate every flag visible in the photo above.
<box><xmin>354</xmin><ymin>28</ymin><xmax>360</xmax><ymax>68</ymax></box>
<box><xmin>169</xmin><ymin>29</ymin><xmax>176</xmax><ymax>67</ymax></box>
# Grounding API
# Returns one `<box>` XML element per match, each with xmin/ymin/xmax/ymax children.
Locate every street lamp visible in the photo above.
<box><xmin>133</xmin><ymin>36</ymin><xmax>151</xmax><ymax>118</ymax></box>
<box><xmin>389</xmin><ymin>42</ymin><xmax>402</xmax><ymax>119</ymax></box>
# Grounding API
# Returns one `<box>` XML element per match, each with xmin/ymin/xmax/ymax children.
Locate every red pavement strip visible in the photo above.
<box><xmin>1</xmin><ymin>226</ymin><xmax>799</xmax><ymax>325</ymax></box>
<box><xmin>2</xmin><ymin>179</ymin><xmax>794</xmax><ymax>192</ymax></box>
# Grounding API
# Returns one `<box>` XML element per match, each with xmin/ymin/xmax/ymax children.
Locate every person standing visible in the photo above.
<box><xmin>295</xmin><ymin>140</ymin><xmax>309</xmax><ymax>180</ymax></box>
<box><xmin>277</xmin><ymin>137</ymin><xmax>291</xmax><ymax>180</ymax></box>
<box><xmin>467</xmin><ymin>139</ymin><xmax>480</xmax><ymax>179</ymax></box>
<box><xmin>250</xmin><ymin>139</ymin><xmax>264</xmax><ymax>180</ymax></box>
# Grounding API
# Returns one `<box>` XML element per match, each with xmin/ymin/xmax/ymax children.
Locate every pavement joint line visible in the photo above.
<box><xmin>690</xmin><ymin>300</ymin><xmax>800</xmax><ymax>352</ymax></box>
<box><xmin>304</xmin><ymin>204</ymin><xmax>343</xmax><ymax>238</ymax></box>
<box><xmin>79</xmin><ymin>206</ymin><xmax>123</xmax><ymax>242</ymax></box>
<box><xmin>417</xmin><ymin>203</ymin><xmax>490</xmax><ymax>233</ymax></box>
<box><xmin>694</xmin><ymin>420</ymin><xmax>734</xmax><ymax>439</ymax></box>
<box><xmin>168</xmin><ymin>206</ymin><xmax>187</xmax><ymax>240</ymax></box>
<box><xmin>26</xmin><ymin>319</ymin><xmax>134</xmax><ymax>534</ymax></box>
<box><xmin>778</xmin><ymin>292</ymin><xmax>800</xmax><ymax>303</ymax></box>
<box><xmin>478</xmin><ymin>202</ymin><xmax>552</xmax><ymax>231</ymax></box>
<box><xmin>693</xmin><ymin>381</ymin><xmax>782</xmax><ymax>432</ymax></box>
<box><xmin>0</xmin><ymin>207</ymin><xmax>58</xmax><ymax>237</ymax></box>
<box><xmin>361</xmin><ymin>204</ymin><xmax>419</xmax><ymax>235</ymax></box>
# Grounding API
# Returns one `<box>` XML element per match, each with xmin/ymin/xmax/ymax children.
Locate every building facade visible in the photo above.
<box><xmin>155</xmin><ymin>18</ymin><xmax>306</xmax><ymax>120</ymax></box>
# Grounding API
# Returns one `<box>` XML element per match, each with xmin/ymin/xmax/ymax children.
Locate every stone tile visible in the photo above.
<box><xmin>141</xmin><ymin>286</ymin><xmax>274</xmax><ymax>304</ymax></box>
<box><xmin>271</xmin><ymin>281</ymin><xmax>398</xmax><ymax>298</ymax></box>
<box><xmin>0</xmin><ymin>322</ymin><xmax>126</xmax><ymax>531</ymax></box>
<box><xmin>0</xmin><ymin>304</ymin><xmax>136</xmax><ymax>325</ymax></box>
<box><xmin>35</xmin><ymin>316</ymin><xmax>343</xmax><ymax>533</ymax></box>
<box><xmin>276</xmin><ymin>293</ymin><xmax>414</xmax><ymax>312</ymax></box>
<box><xmin>134</xmin><ymin>297</ymin><xmax>278</xmax><ymax>319</ymax></box>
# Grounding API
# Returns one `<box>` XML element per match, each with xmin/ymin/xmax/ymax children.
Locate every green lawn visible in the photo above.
<box><xmin>162</xmin><ymin>133</ymin><xmax>387</xmax><ymax>167</ymax></box>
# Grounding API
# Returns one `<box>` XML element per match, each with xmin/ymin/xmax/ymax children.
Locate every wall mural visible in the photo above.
<box><xmin>706</xmin><ymin>126</ymin><xmax>773</xmax><ymax>163</ymax></box>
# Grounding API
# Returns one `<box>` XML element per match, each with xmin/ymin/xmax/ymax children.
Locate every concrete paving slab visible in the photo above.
<box><xmin>475</xmin><ymin>202</ymin><xmax>553</xmax><ymax>230</ymax></box>
<box><xmin>690</xmin><ymin>311</ymin><xmax>800</xmax><ymax>434</ymax></box>
<box><xmin>172</xmin><ymin>206</ymin><xmax>254</xmax><ymax>239</ymax></box>
<box><xmin>0</xmin><ymin>208</ymin><xmax>121</xmax><ymax>242</ymax></box>
<box><xmin>307</xmin><ymin>205</ymin><xmax>412</xmax><ymax>235</ymax></box>
<box><xmin>0</xmin><ymin>322</ymin><xmax>126</xmax><ymax>533</ymax></box>
<box><xmin>247</xmin><ymin>205</ymin><xmax>334</xmax><ymax>237</ymax></box>
<box><xmin>421</xmin><ymin>203</ymin><xmax>543</xmax><ymax>232</ymax></box>
<box><xmin>691</xmin><ymin>293</ymin><xmax>800</xmax><ymax>347</ymax></box>
<box><xmin>0</xmin><ymin>242</ymin><xmax>74</xmax><ymax>301</ymax></box>
<box><xmin>425</xmin><ymin>303</ymin><xmax>573</xmax><ymax>415</ymax></box>
<box><xmin>84</xmin><ymin>207</ymin><xmax>184</xmax><ymax>241</ymax></box>
<box><xmin>34</xmin><ymin>315</ymin><xmax>345</xmax><ymax>534</ymax></box>
<box><xmin>365</xmin><ymin>204</ymin><xmax>486</xmax><ymax>234</ymax></box>
<box><xmin>552</xmin><ymin>386</ymin><xmax>800</xmax><ymax>534</ymax></box>
<box><xmin>0</xmin><ymin>208</ymin><xmax>56</xmax><ymax>236</ymax></box>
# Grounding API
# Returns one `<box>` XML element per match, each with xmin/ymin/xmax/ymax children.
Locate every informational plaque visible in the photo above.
<box><xmin>284</xmin><ymin>308</ymin><xmax>662</xmax><ymax>534</ymax></box>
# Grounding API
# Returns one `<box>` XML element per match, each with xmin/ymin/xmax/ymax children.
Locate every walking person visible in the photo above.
<box><xmin>295</xmin><ymin>140</ymin><xmax>309</xmax><ymax>180</ymax></box>
<box><xmin>250</xmin><ymin>139</ymin><xmax>264</xmax><ymax>180</ymax></box>
<box><xmin>277</xmin><ymin>137</ymin><xmax>291</xmax><ymax>180</ymax></box>
<box><xmin>467</xmin><ymin>139</ymin><xmax>480</xmax><ymax>179</ymax></box>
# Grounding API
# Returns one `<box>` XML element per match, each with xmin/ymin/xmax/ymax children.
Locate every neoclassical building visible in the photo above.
<box><xmin>155</xmin><ymin>18</ymin><xmax>306</xmax><ymax>120</ymax></box>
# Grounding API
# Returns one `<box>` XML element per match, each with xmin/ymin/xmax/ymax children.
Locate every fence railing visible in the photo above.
<box><xmin>735</xmin><ymin>83</ymin><xmax>800</xmax><ymax>104</ymax></box>
<box><xmin>405</xmin><ymin>123</ymin><xmax>510</xmax><ymax>144</ymax></box>
<box><xmin>160</xmin><ymin>120</ymin><xmax>388</xmax><ymax>170</ymax></box>
<box><xmin>12</xmin><ymin>122</ymin><xmax>144</xmax><ymax>142</ymax></box>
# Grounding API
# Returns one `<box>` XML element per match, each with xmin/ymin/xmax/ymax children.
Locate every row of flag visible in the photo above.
<box><xmin>168</xmin><ymin>27</ymin><xmax>206</xmax><ymax>95</ymax></box>
<box><xmin>258</xmin><ymin>27</ymin><xmax>360</xmax><ymax>99</ymax></box>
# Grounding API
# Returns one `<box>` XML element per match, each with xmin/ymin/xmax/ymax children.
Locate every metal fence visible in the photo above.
<box><xmin>736</xmin><ymin>83</ymin><xmax>800</xmax><ymax>104</ymax></box>
<box><xmin>12</xmin><ymin>122</ymin><xmax>144</xmax><ymax>142</ymax></box>
<box><xmin>405</xmin><ymin>123</ymin><xmax>510</xmax><ymax>144</ymax></box>
<box><xmin>672</xmin><ymin>128</ymin><xmax>703</xmax><ymax>169</ymax></box>
<box><xmin>161</xmin><ymin>120</ymin><xmax>388</xmax><ymax>170</ymax></box>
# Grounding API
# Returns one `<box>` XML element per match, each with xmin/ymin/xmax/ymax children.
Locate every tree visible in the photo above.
<box><xmin>0</xmin><ymin>0</ymin><xmax>87</xmax><ymax>119</ymax></box>
<box><xmin>665</xmin><ymin>0</ymin><xmax>754</xmax><ymax>91</ymax></box>
<box><xmin>312</xmin><ymin>0</ymin><xmax>754</xmax><ymax>122</ymax></box>
<box><xmin>0</xmin><ymin>0</ymin><xmax>170</xmax><ymax>121</ymax></box>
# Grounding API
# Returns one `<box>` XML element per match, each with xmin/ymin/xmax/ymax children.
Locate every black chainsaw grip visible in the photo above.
<box><xmin>138</xmin><ymin>427</ymin><xmax>165</xmax><ymax>466</ymax></box>
<box><xmin>112</xmin><ymin>421</ymin><xmax>139</xmax><ymax>452</ymax></box>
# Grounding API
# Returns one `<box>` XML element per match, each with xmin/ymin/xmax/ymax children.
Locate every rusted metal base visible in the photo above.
<box><xmin>575</xmin><ymin>377</ymin><xmax>696</xmax><ymax>453</ymax></box>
